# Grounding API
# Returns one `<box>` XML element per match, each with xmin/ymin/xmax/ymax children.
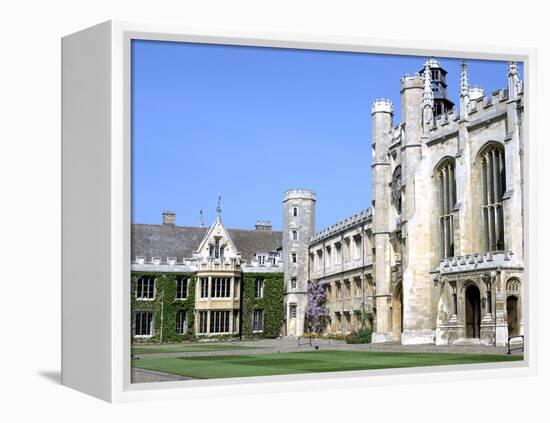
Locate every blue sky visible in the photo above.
<box><xmin>131</xmin><ymin>39</ymin><xmax>522</xmax><ymax>232</ymax></box>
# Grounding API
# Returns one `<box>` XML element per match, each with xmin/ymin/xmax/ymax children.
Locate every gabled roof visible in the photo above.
<box><xmin>131</xmin><ymin>223</ymin><xmax>282</xmax><ymax>262</ymax></box>
<box><xmin>195</xmin><ymin>216</ymin><xmax>239</xmax><ymax>258</ymax></box>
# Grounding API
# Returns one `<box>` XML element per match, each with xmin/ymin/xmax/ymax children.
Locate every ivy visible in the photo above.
<box><xmin>131</xmin><ymin>272</ymin><xmax>196</xmax><ymax>343</ymax></box>
<box><xmin>241</xmin><ymin>272</ymin><xmax>284</xmax><ymax>338</ymax></box>
<box><xmin>131</xmin><ymin>271</ymin><xmax>284</xmax><ymax>343</ymax></box>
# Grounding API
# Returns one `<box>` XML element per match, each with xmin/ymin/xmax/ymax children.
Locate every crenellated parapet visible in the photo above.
<box><xmin>310</xmin><ymin>208</ymin><xmax>372</xmax><ymax>244</ymax></box>
<box><xmin>371</xmin><ymin>98</ymin><xmax>393</xmax><ymax>115</ymax></box>
<box><xmin>283</xmin><ymin>188</ymin><xmax>317</xmax><ymax>202</ymax></box>
<box><xmin>400</xmin><ymin>73</ymin><xmax>423</xmax><ymax>91</ymax></box>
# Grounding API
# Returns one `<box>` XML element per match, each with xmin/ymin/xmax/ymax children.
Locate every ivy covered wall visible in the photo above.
<box><xmin>131</xmin><ymin>272</ymin><xmax>196</xmax><ymax>343</ymax></box>
<box><xmin>241</xmin><ymin>272</ymin><xmax>284</xmax><ymax>338</ymax></box>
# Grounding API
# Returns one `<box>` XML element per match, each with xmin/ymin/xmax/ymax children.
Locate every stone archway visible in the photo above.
<box><xmin>507</xmin><ymin>295</ymin><xmax>519</xmax><ymax>337</ymax></box>
<box><xmin>465</xmin><ymin>285</ymin><xmax>481</xmax><ymax>338</ymax></box>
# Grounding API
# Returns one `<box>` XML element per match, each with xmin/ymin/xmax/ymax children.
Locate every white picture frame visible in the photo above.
<box><xmin>61</xmin><ymin>20</ymin><xmax>538</xmax><ymax>403</ymax></box>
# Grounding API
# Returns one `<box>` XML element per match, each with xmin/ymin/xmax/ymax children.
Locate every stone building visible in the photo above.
<box><xmin>131</xmin><ymin>197</ymin><xmax>285</xmax><ymax>341</ymax></box>
<box><xmin>308</xmin><ymin>59</ymin><xmax>524</xmax><ymax>346</ymax></box>
<box><xmin>131</xmin><ymin>58</ymin><xmax>524</xmax><ymax>347</ymax></box>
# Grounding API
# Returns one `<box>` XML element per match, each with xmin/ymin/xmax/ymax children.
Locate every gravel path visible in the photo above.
<box><xmin>131</xmin><ymin>368</ymin><xmax>191</xmax><ymax>383</ymax></box>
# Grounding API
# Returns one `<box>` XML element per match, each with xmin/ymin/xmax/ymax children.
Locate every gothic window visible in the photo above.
<box><xmin>480</xmin><ymin>145</ymin><xmax>506</xmax><ymax>252</ymax></box>
<box><xmin>254</xmin><ymin>278</ymin><xmax>264</xmax><ymax>298</ymax></box>
<box><xmin>176</xmin><ymin>311</ymin><xmax>187</xmax><ymax>334</ymax></box>
<box><xmin>200</xmin><ymin>277</ymin><xmax>209</xmax><ymax>298</ymax></box>
<box><xmin>252</xmin><ymin>309</ymin><xmax>264</xmax><ymax>332</ymax></box>
<box><xmin>136</xmin><ymin>276</ymin><xmax>155</xmax><ymax>300</ymax></box>
<box><xmin>198</xmin><ymin>311</ymin><xmax>208</xmax><ymax>334</ymax></box>
<box><xmin>289</xmin><ymin>304</ymin><xmax>297</xmax><ymax>319</ymax></box>
<box><xmin>175</xmin><ymin>276</ymin><xmax>188</xmax><ymax>299</ymax></box>
<box><xmin>134</xmin><ymin>311</ymin><xmax>153</xmax><ymax>337</ymax></box>
<box><xmin>210</xmin><ymin>311</ymin><xmax>230</xmax><ymax>333</ymax></box>
<box><xmin>211</xmin><ymin>277</ymin><xmax>231</xmax><ymax>298</ymax></box>
<box><xmin>437</xmin><ymin>159</ymin><xmax>456</xmax><ymax>259</ymax></box>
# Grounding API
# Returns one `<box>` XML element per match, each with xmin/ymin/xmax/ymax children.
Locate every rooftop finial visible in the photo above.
<box><xmin>508</xmin><ymin>61</ymin><xmax>520</xmax><ymax>99</ymax></box>
<box><xmin>459</xmin><ymin>60</ymin><xmax>470</xmax><ymax>119</ymax></box>
<box><xmin>422</xmin><ymin>59</ymin><xmax>434</xmax><ymax>127</ymax></box>
<box><xmin>199</xmin><ymin>209</ymin><xmax>204</xmax><ymax>227</ymax></box>
<box><xmin>422</xmin><ymin>59</ymin><xmax>434</xmax><ymax>109</ymax></box>
<box><xmin>460</xmin><ymin>60</ymin><xmax>469</xmax><ymax>97</ymax></box>
<box><xmin>216</xmin><ymin>193</ymin><xmax>222</xmax><ymax>217</ymax></box>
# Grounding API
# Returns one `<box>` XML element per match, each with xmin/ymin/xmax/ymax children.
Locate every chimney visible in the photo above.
<box><xmin>255</xmin><ymin>220</ymin><xmax>272</xmax><ymax>231</ymax></box>
<box><xmin>162</xmin><ymin>210</ymin><xmax>176</xmax><ymax>226</ymax></box>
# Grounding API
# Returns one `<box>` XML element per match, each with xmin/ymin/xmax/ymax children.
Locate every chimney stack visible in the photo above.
<box><xmin>255</xmin><ymin>220</ymin><xmax>272</xmax><ymax>231</ymax></box>
<box><xmin>162</xmin><ymin>210</ymin><xmax>176</xmax><ymax>226</ymax></box>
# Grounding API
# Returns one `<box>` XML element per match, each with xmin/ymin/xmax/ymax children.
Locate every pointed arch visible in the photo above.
<box><xmin>434</xmin><ymin>156</ymin><xmax>456</xmax><ymax>259</ymax></box>
<box><xmin>476</xmin><ymin>142</ymin><xmax>506</xmax><ymax>252</ymax></box>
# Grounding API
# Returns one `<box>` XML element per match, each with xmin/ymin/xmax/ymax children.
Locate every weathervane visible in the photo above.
<box><xmin>199</xmin><ymin>209</ymin><xmax>204</xmax><ymax>227</ymax></box>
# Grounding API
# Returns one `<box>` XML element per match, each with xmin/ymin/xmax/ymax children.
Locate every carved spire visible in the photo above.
<box><xmin>460</xmin><ymin>60</ymin><xmax>469</xmax><ymax>97</ymax></box>
<box><xmin>508</xmin><ymin>61</ymin><xmax>520</xmax><ymax>99</ymax></box>
<box><xmin>422</xmin><ymin>59</ymin><xmax>434</xmax><ymax>127</ymax></box>
<box><xmin>216</xmin><ymin>193</ymin><xmax>222</xmax><ymax>217</ymax></box>
<box><xmin>459</xmin><ymin>60</ymin><xmax>470</xmax><ymax>119</ymax></box>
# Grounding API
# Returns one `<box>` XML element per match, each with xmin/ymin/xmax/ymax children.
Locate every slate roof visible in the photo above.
<box><xmin>131</xmin><ymin>224</ymin><xmax>282</xmax><ymax>263</ymax></box>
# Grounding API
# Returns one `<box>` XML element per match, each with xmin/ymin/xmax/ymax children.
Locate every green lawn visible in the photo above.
<box><xmin>132</xmin><ymin>343</ymin><xmax>259</xmax><ymax>355</ymax></box>
<box><xmin>132</xmin><ymin>350</ymin><xmax>522</xmax><ymax>379</ymax></box>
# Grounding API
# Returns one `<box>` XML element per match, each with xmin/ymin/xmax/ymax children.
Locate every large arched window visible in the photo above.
<box><xmin>480</xmin><ymin>144</ymin><xmax>506</xmax><ymax>252</ymax></box>
<box><xmin>437</xmin><ymin>159</ymin><xmax>456</xmax><ymax>259</ymax></box>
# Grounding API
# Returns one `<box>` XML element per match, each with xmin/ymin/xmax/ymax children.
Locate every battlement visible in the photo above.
<box><xmin>371</xmin><ymin>98</ymin><xmax>393</xmax><ymax>114</ymax></box>
<box><xmin>400</xmin><ymin>73</ymin><xmax>423</xmax><ymax>90</ymax></box>
<box><xmin>310</xmin><ymin>208</ymin><xmax>372</xmax><ymax>244</ymax></box>
<box><xmin>466</xmin><ymin>87</ymin><xmax>512</xmax><ymax>115</ymax></box>
<box><xmin>427</xmin><ymin>86</ymin><xmax>518</xmax><ymax>135</ymax></box>
<box><xmin>283</xmin><ymin>188</ymin><xmax>316</xmax><ymax>201</ymax></box>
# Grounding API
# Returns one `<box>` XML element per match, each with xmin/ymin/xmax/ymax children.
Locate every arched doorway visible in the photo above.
<box><xmin>507</xmin><ymin>296</ymin><xmax>519</xmax><ymax>337</ymax></box>
<box><xmin>465</xmin><ymin>285</ymin><xmax>481</xmax><ymax>338</ymax></box>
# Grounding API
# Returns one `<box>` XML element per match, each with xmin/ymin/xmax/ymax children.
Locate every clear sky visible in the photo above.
<box><xmin>131</xmin><ymin>39</ymin><xmax>522</xmax><ymax>232</ymax></box>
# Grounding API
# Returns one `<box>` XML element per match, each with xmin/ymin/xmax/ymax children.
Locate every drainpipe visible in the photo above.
<box><xmin>159</xmin><ymin>287</ymin><xmax>164</xmax><ymax>343</ymax></box>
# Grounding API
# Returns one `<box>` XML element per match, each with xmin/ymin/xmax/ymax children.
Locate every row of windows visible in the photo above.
<box><xmin>134</xmin><ymin>310</ymin><xmax>188</xmax><ymax>336</ymax></box>
<box><xmin>311</xmin><ymin>235</ymin><xmax>368</xmax><ymax>273</ymax></box>
<box><xmin>136</xmin><ymin>310</ymin><xmax>264</xmax><ymax>336</ymax></box>
<box><xmin>196</xmin><ymin>310</ymin><xmax>260</xmax><ymax>334</ymax></box>
<box><xmin>135</xmin><ymin>276</ymin><xmax>189</xmax><ymax>300</ymax></box>
<box><xmin>199</xmin><ymin>277</ymin><xmax>239</xmax><ymax>298</ymax></box>
<box><xmin>436</xmin><ymin>144</ymin><xmax>507</xmax><ymax>259</ymax></box>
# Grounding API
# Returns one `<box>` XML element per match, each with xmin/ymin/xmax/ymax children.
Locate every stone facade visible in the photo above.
<box><xmin>307</xmin><ymin>59</ymin><xmax>524</xmax><ymax>346</ymax></box>
<box><xmin>131</xmin><ymin>58</ymin><xmax>524</xmax><ymax>347</ymax></box>
<box><xmin>131</xmin><ymin>204</ymin><xmax>284</xmax><ymax>340</ymax></box>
